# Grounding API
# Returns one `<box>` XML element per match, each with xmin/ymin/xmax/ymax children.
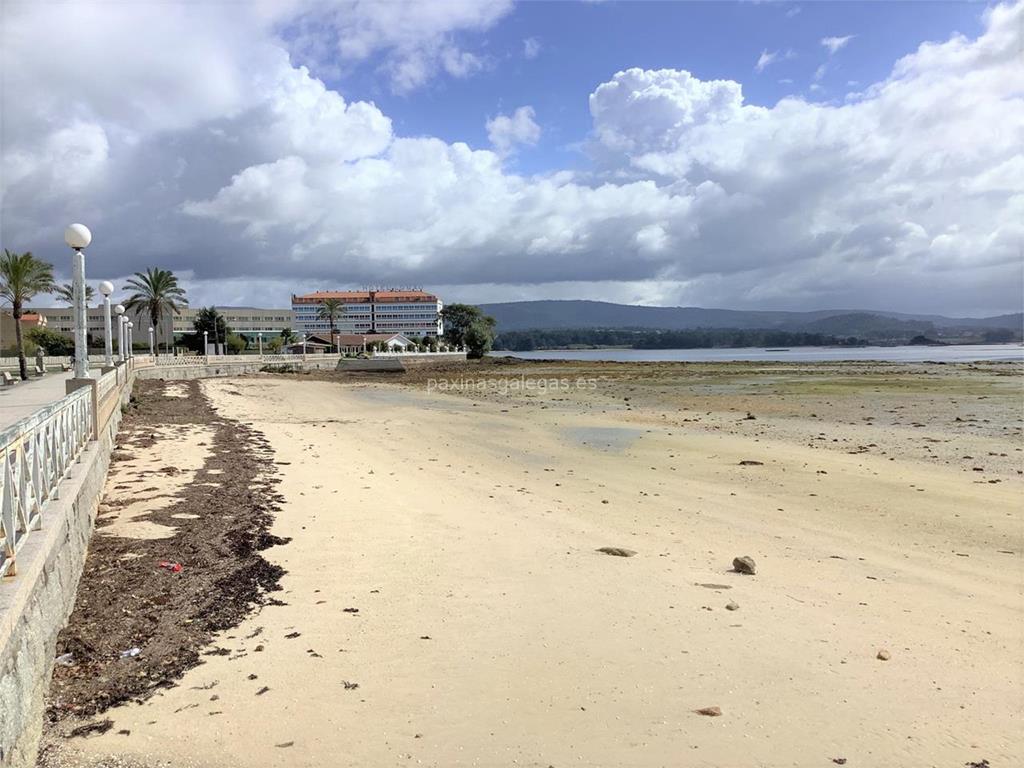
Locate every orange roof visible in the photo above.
<box><xmin>292</xmin><ymin>289</ymin><xmax>437</xmax><ymax>302</ymax></box>
<box><xmin>374</xmin><ymin>291</ymin><xmax>437</xmax><ymax>300</ymax></box>
<box><xmin>20</xmin><ymin>313</ymin><xmax>41</xmax><ymax>322</ymax></box>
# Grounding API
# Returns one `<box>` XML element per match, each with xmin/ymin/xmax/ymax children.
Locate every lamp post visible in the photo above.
<box><xmin>148</xmin><ymin>326</ymin><xmax>154</xmax><ymax>356</ymax></box>
<box><xmin>301</xmin><ymin>333</ymin><xmax>307</xmax><ymax>357</ymax></box>
<box><xmin>127</xmin><ymin>322</ymin><xmax>134</xmax><ymax>359</ymax></box>
<box><xmin>203</xmin><ymin>331</ymin><xmax>208</xmax><ymax>356</ymax></box>
<box><xmin>63</xmin><ymin>224</ymin><xmax>91</xmax><ymax>378</ymax></box>
<box><xmin>115</xmin><ymin>305</ymin><xmax>126</xmax><ymax>363</ymax></box>
<box><xmin>98</xmin><ymin>281</ymin><xmax>114</xmax><ymax>367</ymax></box>
<box><xmin>258</xmin><ymin>332</ymin><xmax>263</xmax><ymax>356</ymax></box>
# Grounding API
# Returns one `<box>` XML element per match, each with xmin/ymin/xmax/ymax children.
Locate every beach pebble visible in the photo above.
<box><xmin>596</xmin><ymin>547</ymin><xmax>637</xmax><ymax>557</ymax></box>
<box><xmin>725</xmin><ymin>601</ymin><xmax>740</xmax><ymax>611</ymax></box>
<box><xmin>732</xmin><ymin>556</ymin><xmax>756</xmax><ymax>575</ymax></box>
<box><xmin>694</xmin><ymin>706</ymin><xmax>722</xmax><ymax>717</ymax></box>
<box><xmin>877</xmin><ymin>649</ymin><xmax>891</xmax><ymax>661</ymax></box>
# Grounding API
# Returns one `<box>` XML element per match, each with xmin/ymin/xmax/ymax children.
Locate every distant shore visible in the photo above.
<box><xmin>488</xmin><ymin>342</ymin><xmax>1024</xmax><ymax>364</ymax></box>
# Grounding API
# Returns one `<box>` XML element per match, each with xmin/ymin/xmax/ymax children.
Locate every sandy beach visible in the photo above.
<box><xmin>45</xmin><ymin>360</ymin><xmax>1022</xmax><ymax>767</ymax></box>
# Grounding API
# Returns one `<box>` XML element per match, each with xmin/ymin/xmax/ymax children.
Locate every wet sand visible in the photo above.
<box><xmin>53</xmin><ymin>361</ymin><xmax>1022</xmax><ymax>767</ymax></box>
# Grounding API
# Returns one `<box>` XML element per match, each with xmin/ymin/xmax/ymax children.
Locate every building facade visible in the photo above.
<box><xmin>31</xmin><ymin>305</ymin><xmax>294</xmax><ymax>347</ymax></box>
<box><xmin>33</xmin><ymin>306</ymin><xmax>108</xmax><ymax>340</ymax></box>
<box><xmin>170</xmin><ymin>307</ymin><xmax>294</xmax><ymax>338</ymax></box>
<box><xmin>292</xmin><ymin>290</ymin><xmax>443</xmax><ymax>337</ymax></box>
<box><xmin>0</xmin><ymin>312</ymin><xmax>48</xmax><ymax>351</ymax></box>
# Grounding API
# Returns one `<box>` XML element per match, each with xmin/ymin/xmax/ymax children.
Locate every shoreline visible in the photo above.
<box><xmin>43</xmin><ymin>360</ymin><xmax>1023</xmax><ymax>766</ymax></box>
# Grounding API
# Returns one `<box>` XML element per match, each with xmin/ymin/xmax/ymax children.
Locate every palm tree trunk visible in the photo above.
<box><xmin>150</xmin><ymin>305</ymin><xmax>159</xmax><ymax>356</ymax></box>
<box><xmin>13</xmin><ymin>300</ymin><xmax>27</xmax><ymax>380</ymax></box>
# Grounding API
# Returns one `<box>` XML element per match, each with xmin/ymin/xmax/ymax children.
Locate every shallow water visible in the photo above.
<box><xmin>494</xmin><ymin>343</ymin><xmax>1023</xmax><ymax>364</ymax></box>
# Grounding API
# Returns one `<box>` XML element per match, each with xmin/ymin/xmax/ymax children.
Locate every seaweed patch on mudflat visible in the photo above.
<box><xmin>41</xmin><ymin>378</ymin><xmax>289</xmax><ymax>738</ymax></box>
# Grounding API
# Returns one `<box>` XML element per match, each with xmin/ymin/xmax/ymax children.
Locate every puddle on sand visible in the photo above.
<box><xmin>563</xmin><ymin>426</ymin><xmax>644</xmax><ymax>452</ymax></box>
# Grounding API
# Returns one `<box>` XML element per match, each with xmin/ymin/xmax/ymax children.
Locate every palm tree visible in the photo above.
<box><xmin>122</xmin><ymin>268</ymin><xmax>187</xmax><ymax>353</ymax></box>
<box><xmin>0</xmin><ymin>250</ymin><xmax>55</xmax><ymax>380</ymax></box>
<box><xmin>280</xmin><ymin>328</ymin><xmax>296</xmax><ymax>347</ymax></box>
<box><xmin>317</xmin><ymin>298</ymin><xmax>346</xmax><ymax>352</ymax></box>
<box><xmin>54</xmin><ymin>282</ymin><xmax>96</xmax><ymax>306</ymax></box>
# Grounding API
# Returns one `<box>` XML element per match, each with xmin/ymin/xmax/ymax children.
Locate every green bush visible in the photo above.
<box><xmin>26</xmin><ymin>327</ymin><xmax>74</xmax><ymax>355</ymax></box>
<box><xmin>226</xmin><ymin>333</ymin><xmax>247</xmax><ymax>355</ymax></box>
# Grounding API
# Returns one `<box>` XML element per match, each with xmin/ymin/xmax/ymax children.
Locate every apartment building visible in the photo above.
<box><xmin>170</xmin><ymin>307</ymin><xmax>294</xmax><ymax>337</ymax></box>
<box><xmin>31</xmin><ymin>305</ymin><xmax>294</xmax><ymax>346</ymax></box>
<box><xmin>33</xmin><ymin>306</ymin><xmax>110</xmax><ymax>340</ymax></box>
<box><xmin>291</xmin><ymin>289</ymin><xmax>443</xmax><ymax>337</ymax></box>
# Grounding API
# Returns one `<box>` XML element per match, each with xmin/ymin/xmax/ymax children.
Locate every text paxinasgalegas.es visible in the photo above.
<box><xmin>426</xmin><ymin>376</ymin><xmax>598</xmax><ymax>395</ymax></box>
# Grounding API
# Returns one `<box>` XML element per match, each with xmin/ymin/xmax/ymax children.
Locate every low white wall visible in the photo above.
<box><xmin>0</xmin><ymin>383</ymin><xmax>132</xmax><ymax>767</ymax></box>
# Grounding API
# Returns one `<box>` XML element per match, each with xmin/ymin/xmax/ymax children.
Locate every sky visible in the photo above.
<box><xmin>1</xmin><ymin>0</ymin><xmax>1021</xmax><ymax>315</ymax></box>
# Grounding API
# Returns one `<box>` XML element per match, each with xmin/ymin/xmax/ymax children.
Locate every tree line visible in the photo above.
<box><xmin>493</xmin><ymin>327</ymin><xmax>868</xmax><ymax>351</ymax></box>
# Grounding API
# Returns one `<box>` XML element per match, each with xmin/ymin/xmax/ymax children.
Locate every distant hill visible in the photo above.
<box><xmin>477</xmin><ymin>300</ymin><xmax>1023</xmax><ymax>336</ymax></box>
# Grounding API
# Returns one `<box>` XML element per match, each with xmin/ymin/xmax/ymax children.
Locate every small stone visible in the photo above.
<box><xmin>694</xmin><ymin>706</ymin><xmax>721</xmax><ymax>717</ymax></box>
<box><xmin>876</xmin><ymin>649</ymin><xmax>891</xmax><ymax>661</ymax></box>
<box><xmin>732</xmin><ymin>556</ymin><xmax>756</xmax><ymax>575</ymax></box>
<box><xmin>596</xmin><ymin>547</ymin><xmax>637</xmax><ymax>557</ymax></box>
<box><xmin>738</xmin><ymin>460</ymin><xmax>763</xmax><ymax>466</ymax></box>
<box><xmin>725</xmin><ymin>602</ymin><xmax>739</xmax><ymax>611</ymax></box>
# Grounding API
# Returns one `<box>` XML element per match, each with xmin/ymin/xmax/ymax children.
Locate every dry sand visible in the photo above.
<box><xmin>64</xmin><ymin>362</ymin><xmax>1022</xmax><ymax>767</ymax></box>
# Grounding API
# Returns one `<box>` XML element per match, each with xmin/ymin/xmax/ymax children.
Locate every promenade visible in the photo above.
<box><xmin>0</xmin><ymin>371</ymin><xmax>76</xmax><ymax>430</ymax></box>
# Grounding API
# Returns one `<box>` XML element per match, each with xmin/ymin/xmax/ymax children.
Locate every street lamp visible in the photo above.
<box><xmin>301</xmin><ymin>333</ymin><xmax>307</xmax><ymax>357</ymax></box>
<box><xmin>148</xmin><ymin>326</ymin><xmax>154</xmax><ymax>356</ymax></box>
<box><xmin>203</xmin><ymin>331</ymin><xmax>208</xmax><ymax>356</ymax></box>
<box><xmin>63</xmin><ymin>223</ymin><xmax>91</xmax><ymax>378</ymax></box>
<box><xmin>258</xmin><ymin>332</ymin><xmax>263</xmax><ymax>356</ymax></box>
<box><xmin>115</xmin><ymin>304</ymin><xmax>126</xmax><ymax>363</ymax></box>
<box><xmin>98</xmin><ymin>281</ymin><xmax>114</xmax><ymax>367</ymax></box>
<box><xmin>127</xmin><ymin>322</ymin><xmax>134</xmax><ymax>359</ymax></box>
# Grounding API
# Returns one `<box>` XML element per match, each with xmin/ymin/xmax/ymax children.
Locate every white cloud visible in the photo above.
<box><xmin>822</xmin><ymin>35</ymin><xmax>856</xmax><ymax>54</ymax></box>
<box><xmin>523</xmin><ymin>37</ymin><xmax>542</xmax><ymax>60</ymax></box>
<box><xmin>486</xmin><ymin>106</ymin><xmax>541</xmax><ymax>155</ymax></box>
<box><xmin>756</xmin><ymin>48</ymin><xmax>796</xmax><ymax>73</ymax></box>
<box><xmin>283</xmin><ymin>0</ymin><xmax>513</xmax><ymax>91</ymax></box>
<box><xmin>1</xmin><ymin>0</ymin><xmax>1022</xmax><ymax>316</ymax></box>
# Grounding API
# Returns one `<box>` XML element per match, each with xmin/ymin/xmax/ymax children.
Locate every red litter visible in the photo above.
<box><xmin>157</xmin><ymin>561</ymin><xmax>183</xmax><ymax>573</ymax></box>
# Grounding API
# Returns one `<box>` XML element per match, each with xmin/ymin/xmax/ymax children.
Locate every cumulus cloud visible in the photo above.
<box><xmin>486</xmin><ymin>106</ymin><xmax>542</xmax><ymax>155</ymax></box>
<box><xmin>822</xmin><ymin>35</ymin><xmax>856</xmax><ymax>54</ymax></box>
<box><xmin>1</xmin><ymin>0</ymin><xmax>1022</xmax><ymax>315</ymax></box>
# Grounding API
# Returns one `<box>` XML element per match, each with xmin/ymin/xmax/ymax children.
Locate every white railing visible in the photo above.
<box><xmin>149</xmin><ymin>353</ymin><xmax>346</xmax><ymax>367</ymax></box>
<box><xmin>373</xmin><ymin>349</ymin><xmax>464</xmax><ymax>356</ymax></box>
<box><xmin>153</xmin><ymin>354</ymin><xmax>205</xmax><ymax>366</ymax></box>
<box><xmin>0</xmin><ymin>387</ymin><xmax>93</xmax><ymax>578</ymax></box>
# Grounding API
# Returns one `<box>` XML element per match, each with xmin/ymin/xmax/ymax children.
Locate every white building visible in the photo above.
<box><xmin>171</xmin><ymin>307</ymin><xmax>294</xmax><ymax>337</ymax></box>
<box><xmin>292</xmin><ymin>289</ymin><xmax>443</xmax><ymax>337</ymax></box>
<box><xmin>33</xmin><ymin>305</ymin><xmax>294</xmax><ymax>345</ymax></box>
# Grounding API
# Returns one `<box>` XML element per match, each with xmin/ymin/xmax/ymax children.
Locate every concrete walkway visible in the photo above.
<box><xmin>0</xmin><ymin>370</ymin><xmax>77</xmax><ymax>431</ymax></box>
